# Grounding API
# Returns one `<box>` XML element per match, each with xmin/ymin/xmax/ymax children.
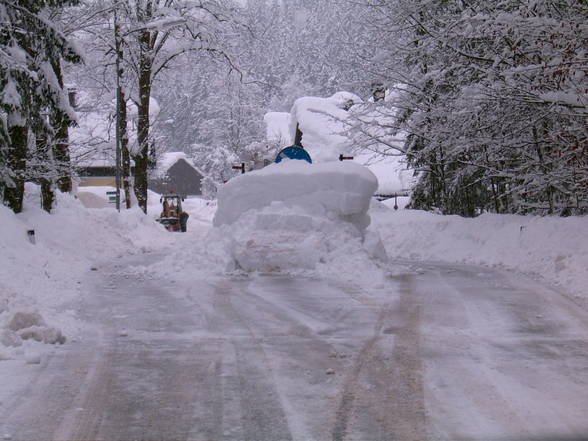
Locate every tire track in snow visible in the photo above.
<box><xmin>52</xmin><ymin>333</ymin><xmax>113</xmax><ymax>440</ymax></box>
<box><xmin>332</xmin><ymin>274</ymin><xmax>427</xmax><ymax>441</ymax></box>
<box><xmin>55</xmin><ymin>265</ymin><xmax>218</xmax><ymax>440</ymax></box>
<box><xmin>226</xmin><ymin>277</ymin><xmax>367</xmax><ymax>440</ymax></box>
<box><xmin>210</xmin><ymin>279</ymin><xmax>296</xmax><ymax>441</ymax></box>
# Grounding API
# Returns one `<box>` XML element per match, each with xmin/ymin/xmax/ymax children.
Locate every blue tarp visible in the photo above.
<box><xmin>274</xmin><ymin>146</ymin><xmax>312</xmax><ymax>164</ymax></box>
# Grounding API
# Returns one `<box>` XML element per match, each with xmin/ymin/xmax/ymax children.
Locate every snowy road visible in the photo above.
<box><xmin>2</xmin><ymin>255</ymin><xmax>588</xmax><ymax>441</ymax></box>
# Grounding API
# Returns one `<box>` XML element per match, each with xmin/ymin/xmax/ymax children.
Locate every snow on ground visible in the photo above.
<box><xmin>0</xmin><ymin>184</ymin><xmax>167</xmax><ymax>363</ymax></box>
<box><xmin>373</xmin><ymin>204</ymin><xmax>588</xmax><ymax>306</ymax></box>
<box><xmin>2</xmin><ymin>172</ymin><xmax>587</xmax><ymax>365</ymax></box>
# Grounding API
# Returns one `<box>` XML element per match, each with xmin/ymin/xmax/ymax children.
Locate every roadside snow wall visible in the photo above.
<box><xmin>373</xmin><ymin>207</ymin><xmax>588</xmax><ymax>306</ymax></box>
<box><xmin>0</xmin><ymin>184</ymin><xmax>166</xmax><ymax>352</ymax></box>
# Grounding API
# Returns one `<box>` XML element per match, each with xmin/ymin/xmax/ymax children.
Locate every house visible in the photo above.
<box><xmin>76</xmin><ymin>156</ymin><xmax>116</xmax><ymax>187</ymax></box>
<box><xmin>149</xmin><ymin>152</ymin><xmax>204</xmax><ymax>196</ymax></box>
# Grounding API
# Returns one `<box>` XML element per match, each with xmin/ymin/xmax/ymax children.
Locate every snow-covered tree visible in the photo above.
<box><xmin>347</xmin><ymin>0</ymin><xmax>588</xmax><ymax>216</ymax></box>
<box><xmin>0</xmin><ymin>0</ymin><xmax>81</xmax><ymax>213</ymax></box>
<box><xmin>0</xmin><ymin>113</ymin><xmax>13</xmax><ymax>200</ymax></box>
<box><xmin>188</xmin><ymin>141</ymin><xmax>237</xmax><ymax>198</ymax></box>
<box><xmin>120</xmin><ymin>0</ymin><xmax>242</xmax><ymax>213</ymax></box>
<box><xmin>154</xmin><ymin>0</ymin><xmax>374</xmax><ymax>176</ymax></box>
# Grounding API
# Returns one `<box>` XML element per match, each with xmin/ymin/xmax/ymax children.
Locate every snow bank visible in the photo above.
<box><xmin>0</xmin><ymin>184</ymin><xmax>167</xmax><ymax>353</ymax></box>
<box><xmin>373</xmin><ymin>208</ymin><xmax>588</xmax><ymax>304</ymax></box>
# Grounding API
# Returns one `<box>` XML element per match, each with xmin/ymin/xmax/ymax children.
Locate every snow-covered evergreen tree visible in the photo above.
<box><xmin>0</xmin><ymin>0</ymin><xmax>81</xmax><ymax>212</ymax></box>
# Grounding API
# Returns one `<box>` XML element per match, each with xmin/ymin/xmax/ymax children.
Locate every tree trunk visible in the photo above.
<box><xmin>532</xmin><ymin>126</ymin><xmax>553</xmax><ymax>214</ymax></box>
<box><xmin>53</xmin><ymin>118</ymin><xmax>72</xmax><ymax>193</ymax></box>
<box><xmin>51</xmin><ymin>58</ymin><xmax>72</xmax><ymax>193</ymax></box>
<box><xmin>134</xmin><ymin>25</ymin><xmax>153</xmax><ymax>214</ymax></box>
<box><xmin>36</xmin><ymin>133</ymin><xmax>55</xmax><ymax>212</ymax></box>
<box><xmin>120</xmin><ymin>92</ymin><xmax>132</xmax><ymax>209</ymax></box>
<box><xmin>4</xmin><ymin>123</ymin><xmax>28</xmax><ymax>213</ymax></box>
<box><xmin>133</xmin><ymin>149</ymin><xmax>148</xmax><ymax>212</ymax></box>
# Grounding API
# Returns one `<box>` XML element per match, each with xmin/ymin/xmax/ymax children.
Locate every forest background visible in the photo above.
<box><xmin>1</xmin><ymin>0</ymin><xmax>586</xmax><ymax>217</ymax></box>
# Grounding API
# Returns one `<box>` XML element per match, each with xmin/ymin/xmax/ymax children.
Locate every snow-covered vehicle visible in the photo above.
<box><xmin>157</xmin><ymin>193</ymin><xmax>189</xmax><ymax>232</ymax></box>
<box><xmin>212</xmin><ymin>157</ymin><xmax>385</xmax><ymax>272</ymax></box>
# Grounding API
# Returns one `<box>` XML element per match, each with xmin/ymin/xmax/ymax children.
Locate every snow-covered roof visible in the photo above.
<box><xmin>153</xmin><ymin>151</ymin><xmax>204</xmax><ymax>178</ymax></box>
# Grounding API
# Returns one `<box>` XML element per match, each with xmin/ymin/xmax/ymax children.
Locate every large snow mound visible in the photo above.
<box><xmin>207</xmin><ymin>159</ymin><xmax>385</xmax><ymax>277</ymax></box>
<box><xmin>214</xmin><ymin>160</ymin><xmax>378</xmax><ymax>231</ymax></box>
<box><xmin>209</xmin><ymin>203</ymin><xmax>386</xmax><ymax>275</ymax></box>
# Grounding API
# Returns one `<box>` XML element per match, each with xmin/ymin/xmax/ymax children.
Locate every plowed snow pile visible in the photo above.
<box><xmin>208</xmin><ymin>160</ymin><xmax>387</xmax><ymax>278</ymax></box>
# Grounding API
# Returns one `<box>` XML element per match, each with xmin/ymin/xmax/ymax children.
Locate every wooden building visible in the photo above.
<box><xmin>149</xmin><ymin>152</ymin><xmax>204</xmax><ymax>197</ymax></box>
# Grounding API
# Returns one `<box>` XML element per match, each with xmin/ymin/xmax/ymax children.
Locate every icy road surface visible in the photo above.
<box><xmin>2</xmin><ymin>256</ymin><xmax>588</xmax><ymax>441</ymax></box>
